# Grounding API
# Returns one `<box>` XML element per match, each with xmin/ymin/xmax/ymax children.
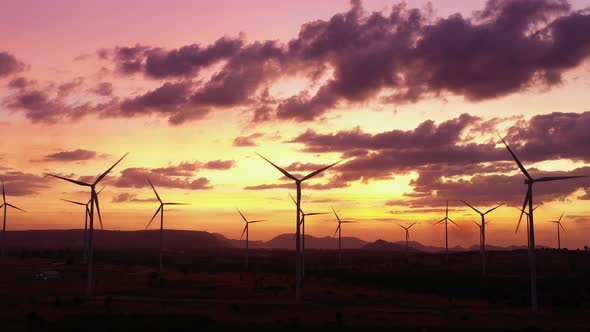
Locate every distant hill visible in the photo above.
<box><xmin>362</xmin><ymin>239</ymin><xmax>539</xmax><ymax>253</ymax></box>
<box><xmin>3</xmin><ymin>230</ymin><xmax>233</xmax><ymax>250</ymax></box>
<box><xmin>361</xmin><ymin>239</ymin><xmax>416</xmax><ymax>252</ymax></box>
<box><xmin>262</xmin><ymin>234</ymin><xmax>368</xmax><ymax>250</ymax></box>
<box><xmin>2</xmin><ymin>230</ymin><xmax>546</xmax><ymax>251</ymax></box>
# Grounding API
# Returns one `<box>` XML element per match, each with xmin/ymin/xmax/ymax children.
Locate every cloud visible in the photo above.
<box><xmin>505</xmin><ymin>111</ymin><xmax>590</xmax><ymax>162</ymax></box>
<box><xmin>7</xmin><ymin>77</ymin><xmax>34</xmax><ymax>89</ymax></box>
<box><xmin>114</xmin><ymin>168</ymin><xmax>213</xmax><ymax>190</ymax></box>
<box><xmin>110</xmin><ymin>37</ymin><xmax>243</xmax><ymax>78</ymax></box>
<box><xmin>0</xmin><ymin>171</ymin><xmax>49</xmax><ymax>196</ymax></box>
<box><xmin>40</xmin><ymin>149</ymin><xmax>100</xmax><ymax>162</ymax></box>
<box><xmin>112</xmin><ymin>159</ymin><xmax>234</xmax><ymax>190</ymax></box>
<box><xmin>111</xmin><ymin>193</ymin><xmax>157</xmax><ymax>203</ymax></box>
<box><xmin>233</xmin><ymin>132</ymin><xmax>264</xmax><ymax>147</ymax></box>
<box><xmin>4</xmin><ymin>1</ymin><xmax>590</xmax><ymax>125</ymax></box>
<box><xmin>0</xmin><ymin>51</ymin><xmax>24</xmax><ymax>78</ymax></box>
<box><xmin>89</xmin><ymin>82</ymin><xmax>113</xmax><ymax>96</ymax></box>
<box><xmin>286</xmin><ymin>111</ymin><xmax>590</xmax><ymax>203</ymax></box>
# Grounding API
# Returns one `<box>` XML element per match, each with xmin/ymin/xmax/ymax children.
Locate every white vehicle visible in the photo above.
<box><xmin>32</xmin><ymin>271</ymin><xmax>61</xmax><ymax>280</ymax></box>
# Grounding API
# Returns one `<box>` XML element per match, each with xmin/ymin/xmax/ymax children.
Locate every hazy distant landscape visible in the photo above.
<box><xmin>1</xmin><ymin>229</ymin><xmax>539</xmax><ymax>252</ymax></box>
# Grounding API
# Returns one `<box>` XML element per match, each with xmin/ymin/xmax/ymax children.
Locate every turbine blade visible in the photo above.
<box><xmin>332</xmin><ymin>225</ymin><xmax>340</xmax><ymax>238</ymax></box>
<box><xmin>533</xmin><ymin>203</ymin><xmax>543</xmax><ymax>211</ymax></box>
<box><xmin>248</xmin><ymin>220</ymin><xmax>266</xmax><ymax>224</ymax></box>
<box><xmin>448</xmin><ymin>218</ymin><xmax>462</xmax><ymax>230</ymax></box>
<box><xmin>560</xmin><ymin>223</ymin><xmax>566</xmax><ymax>232</ymax></box>
<box><xmin>484</xmin><ymin>203</ymin><xmax>504</xmax><ymax>215</ymax></box>
<box><xmin>255</xmin><ymin>153</ymin><xmax>297</xmax><ymax>181</ymax></box>
<box><xmin>340</xmin><ymin>220</ymin><xmax>356</xmax><ymax>223</ymax></box>
<box><xmin>2</xmin><ymin>179</ymin><xmax>5</xmax><ymax>203</ymax></box>
<box><xmin>408</xmin><ymin>222</ymin><xmax>417</xmax><ymax>229</ymax></box>
<box><xmin>94</xmin><ymin>194</ymin><xmax>103</xmax><ymax>231</ymax></box>
<box><xmin>516</xmin><ymin>190</ymin><xmax>530</xmax><ymax>233</ymax></box>
<box><xmin>147</xmin><ymin>177</ymin><xmax>162</xmax><ymax>203</ymax></box>
<box><xmin>44</xmin><ymin>173</ymin><xmax>91</xmax><ymax>187</ymax></box>
<box><xmin>146</xmin><ymin>205</ymin><xmax>162</xmax><ymax>230</ymax></box>
<box><xmin>558</xmin><ymin>212</ymin><xmax>564</xmax><ymax>222</ymax></box>
<box><xmin>164</xmin><ymin>202</ymin><xmax>190</xmax><ymax>205</ymax></box>
<box><xmin>240</xmin><ymin>224</ymin><xmax>247</xmax><ymax>240</ymax></box>
<box><xmin>236</xmin><ymin>208</ymin><xmax>248</xmax><ymax>223</ymax></box>
<box><xmin>472</xmin><ymin>220</ymin><xmax>480</xmax><ymax>227</ymax></box>
<box><xmin>535</xmin><ymin>176</ymin><xmax>586</xmax><ymax>183</ymax></box>
<box><xmin>331</xmin><ymin>207</ymin><xmax>341</xmax><ymax>222</ymax></box>
<box><xmin>305</xmin><ymin>212</ymin><xmax>328</xmax><ymax>216</ymax></box>
<box><xmin>446</xmin><ymin>200</ymin><xmax>448</xmax><ymax>218</ymax></box>
<box><xmin>61</xmin><ymin>199</ymin><xmax>86</xmax><ymax>206</ymax></box>
<box><xmin>497</xmin><ymin>134</ymin><xmax>532</xmax><ymax>180</ymax></box>
<box><xmin>301</xmin><ymin>160</ymin><xmax>343</xmax><ymax>181</ymax></box>
<box><xmin>96</xmin><ymin>186</ymin><xmax>106</xmax><ymax>195</ymax></box>
<box><xmin>461</xmin><ymin>200</ymin><xmax>482</xmax><ymax>215</ymax></box>
<box><xmin>94</xmin><ymin>153</ymin><xmax>129</xmax><ymax>185</ymax></box>
<box><xmin>397</xmin><ymin>224</ymin><xmax>405</xmax><ymax>230</ymax></box>
<box><xmin>288</xmin><ymin>192</ymin><xmax>297</xmax><ymax>205</ymax></box>
<box><xmin>6</xmin><ymin>203</ymin><xmax>26</xmax><ymax>213</ymax></box>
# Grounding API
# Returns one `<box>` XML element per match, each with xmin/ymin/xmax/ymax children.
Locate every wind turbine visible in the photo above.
<box><xmin>45</xmin><ymin>153</ymin><xmax>128</xmax><ymax>297</ymax></box>
<box><xmin>514</xmin><ymin>204</ymin><xmax>542</xmax><ymax>248</ymax></box>
<box><xmin>61</xmin><ymin>187</ymin><xmax>105</xmax><ymax>262</ymax></box>
<box><xmin>461</xmin><ymin>201</ymin><xmax>504</xmax><ymax>276</ymax></box>
<box><xmin>548</xmin><ymin>212</ymin><xmax>566</xmax><ymax>250</ymax></box>
<box><xmin>434</xmin><ymin>200</ymin><xmax>461</xmax><ymax>262</ymax></box>
<box><xmin>398</xmin><ymin>222</ymin><xmax>417</xmax><ymax>252</ymax></box>
<box><xmin>145</xmin><ymin>177</ymin><xmax>189</xmax><ymax>272</ymax></box>
<box><xmin>288</xmin><ymin>192</ymin><xmax>327</xmax><ymax>281</ymax></box>
<box><xmin>1</xmin><ymin>180</ymin><xmax>26</xmax><ymax>256</ymax></box>
<box><xmin>256</xmin><ymin>153</ymin><xmax>341</xmax><ymax>302</ymax></box>
<box><xmin>331</xmin><ymin>207</ymin><xmax>354</xmax><ymax>265</ymax></box>
<box><xmin>236</xmin><ymin>208</ymin><xmax>266</xmax><ymax>269</ymax></box>
<box><xmin>498</xmin><ymin>134</ymin><xmax>585</xmax><ymax>311</ymax></box>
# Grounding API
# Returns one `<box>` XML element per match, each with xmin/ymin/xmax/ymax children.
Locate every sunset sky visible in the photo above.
<box><xmin>1</xmin><ymin>0</ymin><xmax>590</xmax><ymax>249</ymax></box>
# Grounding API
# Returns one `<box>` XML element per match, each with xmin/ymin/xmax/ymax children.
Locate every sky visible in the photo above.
<box><xmin>1</xmin><ymin>0</ymin><xmax>590</xmax><ymax>249</ymax></box>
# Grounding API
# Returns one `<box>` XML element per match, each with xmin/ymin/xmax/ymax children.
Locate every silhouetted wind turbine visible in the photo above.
<box><xmin>498</xmin><ymin>134</ymin><xmax>585</xmax><ymax>311</ymax></box>
<box><xmin>514</xmin><ymin>204</ymin><xmax>542</xmax><ymax>248</ymax></box>
<box><xmin>61</xmin><ymin>187</ymin><xmax>104</xmax><ymax>262</ymax></box>
<box><xmin>256</xmin><ymin>153</ymin><xmax>341</xmax><ymax>302</ymax></box>
<box><xmin>1</xmin><ymin>180</ymin><xmax>26</xmax><ymax>256</ymax></box>
<box><xmin>398</xmin><ymin>222</ymin><xmax>417</xmax><ymax>252</ymax></box>
<box><xmin>145</xmin><ymin>178</ymin><xmax>189</xmax><ymax>272</ymax></box>
<box><xmin>332</xmin><ymin>207</ymin><xmax>354</xmax><ymax>265</ymax></box>
<box><xmin>461</xmin><ymin>201</ymin><xmax>504</xmax><ymax>276</ymax></box>
<box><xmin>548</xmin><ymin>212</ymin><xmax>566</xmax><ymax>250</ymax></box>
<box><xmin>288</xmin><ymin>192</ymin><xmax>327</xmax><ymax>281</ymax></box>
<box><xmin>236</xmin><ymin>208</ymin><xmax>266</xmax><ymax>269</ymax></box>
<box><xmin>434</xmin><ymin>200</ymin><xmax>461</xmax><ymax>262</ymax></box>
<box><xmin>45</xmin><ymin>153</ymin><xmax>128</xmax><ymax>297</ymax></box>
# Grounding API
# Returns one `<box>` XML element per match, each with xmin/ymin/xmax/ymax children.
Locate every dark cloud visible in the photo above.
<box><xmin>403</xmin><ymin>166</ymin><xmax>590</xmax><ymax>208</ymax></box>
<box><xmin>5</xmin><ymin>1</ymin><xmax>590</xmax><ymax>125</ymax></box>
<box><xmin>233</xmin><ymin>133</ymin><xmax>264</xmax><ymax>147</ymax></box>
<box><xmin>505</xmin><ymin>111</ymin><xmax>590</xmax><ymax>162</ymax></box>
<box><xmin>0</xmin><ymin>172</ymin><xmax>49</xmax><ymax>196</ymax></box>
<box><xmin>7</xmin><ymin>77</ymin><xmax>34</xmax><ymax>89</ymax></box>
<box><xmin>41</xmin><ymin>149</ymin><xmax>99</xmax><ymax>162</ymax></box>
<box><xmin>203</xmin><ymin>160</ymin><xmax>234</xmax><ymax>170</ymax></box>
<box><xmin>89</xmin><ymin>82</ymin><xmax>113</xmax><ymax>96</ymax></box>
<box><xmin>144</xmin><ymin>37</ymin><xmax>243</xmax><ymax>79</ymax></box>
<box><xmin>111</xmin><ymin>193</ymin><xmax>157</xmax><ymax>203</ymax></box>
<box><xmin>0</xmin><ymin>52</ymin><xmax>24</xmax><ymax>78</ymax></box>
<box><xmin>113</xmin><ymin>168</ymin><xmax>212</xmax><ymax>190</ymax></box>
<box><xmin>112</xmin><ymin>159</ymin><xmax>234</xmax><ymax>190</ymax></box>
<box><xmin>287</xmin><ymin>111</ymin><xmax>590</xmax><ymax>203</ymax></box>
